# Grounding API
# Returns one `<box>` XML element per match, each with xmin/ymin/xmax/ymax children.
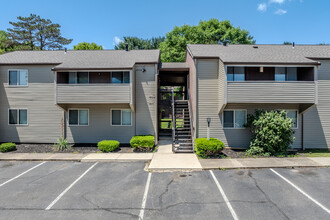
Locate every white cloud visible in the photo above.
<box><xmin>257</xmin><ymin>3</ymin><xmax>267</xmax><ymax>12</ymax></box>
<box><xmin>274</xmin><ymin>9</ymin><xmax>287</xmax><ymax>15</ymax></box>
<box><xmin>270</xmin><ymin>0</ymin><xmax>285</xmax><ymax>4</ymax></box>
<box><xmin>113</xmin><ymin>36</ymin><xmax>123</xmax><ymax>45</ymax></box>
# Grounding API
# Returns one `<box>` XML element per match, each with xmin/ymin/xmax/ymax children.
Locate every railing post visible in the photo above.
<box><xmin>172</xmin><ymin>89</ymin><xmax>176</xmax><ymax>153</ymax></box>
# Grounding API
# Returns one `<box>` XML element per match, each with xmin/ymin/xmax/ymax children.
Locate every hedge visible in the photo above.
<box><xmin>195</xmin><ymin>138</ymin><xmax>224</xmax><ymax>158</ymax></box>
<box><xmin>97</xmin><ymin>140</ymin><xmax>120</xmax><ymax>152</ymax></box>
<box><xmin>130</xmin><ymin>135</ymin><xmax>155</xmax><ymax>151</ymax></box>
<box><xmin>0</xmin><ymin>143</ymin><xmax>17</xmax><ymax>153</ymax></box>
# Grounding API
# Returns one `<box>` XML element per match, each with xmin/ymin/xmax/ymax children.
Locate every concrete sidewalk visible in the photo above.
<box><xmin>200</xmin><ymin>157</ymin><xmax>330</xmax><ymax>169</ymax></box>
<box><xmin>0</xmin><ymin>152</ymin><xmax>153</xmax><ymax>162</ymax></box>
<box><xmin>148</xmin><ymin>138</ymin><xmax>202</xmax><ymax>171</ymax></box>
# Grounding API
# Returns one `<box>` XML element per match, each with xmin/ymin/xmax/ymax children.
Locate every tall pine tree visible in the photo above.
<box><xmin>7</xmin><ymin>14</ymin><xmax>72</xmax><ymax>50</ymax></box>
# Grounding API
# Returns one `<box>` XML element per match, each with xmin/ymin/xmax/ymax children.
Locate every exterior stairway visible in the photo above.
<box><xmin>172</xmin><ymin>100</ymin><xmax>194</xmax><ymax>153</ymax></box>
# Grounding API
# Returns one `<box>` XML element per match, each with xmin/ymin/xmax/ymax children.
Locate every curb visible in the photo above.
<box><xmin>201</xmin><ymin>165</ymin><xmax>329</xmax><ymax>170</ymax></box>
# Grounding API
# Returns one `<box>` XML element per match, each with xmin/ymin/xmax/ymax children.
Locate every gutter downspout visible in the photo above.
<box><xmin>301</xmin><ymin>113</ymin><xmax>304</xmax><ymax>151</ymax></box>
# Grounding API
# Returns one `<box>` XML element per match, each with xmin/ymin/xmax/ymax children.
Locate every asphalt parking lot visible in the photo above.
<box><xmin>0</xmin><ymin>161</ymin><xmax>329</xmax><ymax>220</ymax></box>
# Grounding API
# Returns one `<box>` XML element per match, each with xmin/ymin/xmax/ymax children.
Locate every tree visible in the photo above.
<box><xmin>283</xmin><ymin>41</ymin><xmax>292</xmax><ymax>45</ymax></box>
<box><xmin>7</xmin><ymin>14</ymin><xmax>72</xmax><ymax>50</ymax></box>
<box><xmin>159</xmin><ymin>19</ymin><xmax>255</xmax><ymax>62</ymax></box>
<box><xmin>0</xmin><ymin>31</ymin><xmax>12</xmax><ymax>54</ymax></box>
<box><xmin>115</xmin><ymin>36</ymin><xmax>165</xmax><ymax>50</ymax></box>
<box><xmin>73</xmin><ymin>42</ymin><xmax>103</xmax><ymax>50</ymax></box>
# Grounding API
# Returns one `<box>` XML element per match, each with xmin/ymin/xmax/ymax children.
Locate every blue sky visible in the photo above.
<box><xmin>0</xmin><ymin>0</ymin><xmax>329</xmax><ymax>49</ymax></box>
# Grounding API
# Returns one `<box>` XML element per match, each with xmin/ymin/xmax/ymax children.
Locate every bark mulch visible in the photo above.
<box><xmin>11</xmin><ymin>144</ymin><xmax>135</xmax><ymax>153</ymax></box>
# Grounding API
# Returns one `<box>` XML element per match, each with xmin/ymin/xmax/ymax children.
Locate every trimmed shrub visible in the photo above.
<box><xmin>0</xmin><ymin>143</ymin><xmax>17</xmax><ymax>153</ymax></box>
<box><xmin>195</xmin><ymin>138</ymin><xmax>224</xmax><ymax>158</ymax></box>
<box><xmin>246</xmin><ymin>110</ymin><xmax>295</xmax><ymax>155</ymax></box>
<box><xmin>130</xmin><ymin>135</ymin><xmax>155</xmax><ymax>151</ymax></box>
<box><xmin>98</xmin><ymin>140</ymin><xmax>120</xmax><ymax>152</ymax></box>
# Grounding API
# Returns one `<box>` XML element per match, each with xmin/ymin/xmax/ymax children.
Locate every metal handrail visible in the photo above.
<box><xmin>171</xmin><ymin>89</ymin><xmax>176</xmax><ymax>152</ymax></box>
<box><xmin>188</xmin><ymin>93</ymin><xmax>195</xmax><ymax>151</ymax></box>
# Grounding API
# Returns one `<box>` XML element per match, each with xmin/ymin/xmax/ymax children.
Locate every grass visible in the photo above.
<box><xmin>160</xmin><ymin>118</ymin><xmax>184</xmax><ymax>129</ymax></box>
<box><xmin>300</xmin><ymin>149</ymin><xmax>330</xmax><ymax>157</ymax></box>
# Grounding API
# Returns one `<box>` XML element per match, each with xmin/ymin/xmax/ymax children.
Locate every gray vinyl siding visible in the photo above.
<box><xmin>195</xmin><ymin>59</ymin><xmax>302</xmax><ymax>148</ymax></box>
<box><xmin>135</xmin><ymin>64</ymin><xmax>157</xmax><ymax>136</ymax></box>
<box><xmin>0</xmin><ymin>65</ymin><xmax>63</xmax><ymax>143</ymax></box>
<box><xmin>222</xmin><ymin>104</ymin><xmax>302</xmax><ymax>148</ymax></box>
<box><xmin>65</xmin><ymin>104</ymin><xmax>134</xmax><ymax>143</ymax></box>
<box><xmin>56</xmin><ymin>84</ymin><xmax>131</xmax><ymax>104</ymax></box>
<box><xmin>304</xmin><ymin>60</ymin><xmax>330</xmax><ymax>148</ymax></box>
<box><xmin>196</xmin><ymin>59</ymin><xmax>220</xmax><ymax>139</ymax></box>
<box><xmin>218</xmin><ymin>60</ymin><xmax>226</xmax><ymax>111</ymax></box>
<box><xmin>227</xmin><ymin>82</ymin><xmax>316</xmax><ymax>104</ymax></box>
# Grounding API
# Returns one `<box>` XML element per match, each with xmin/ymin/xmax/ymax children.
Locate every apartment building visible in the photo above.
<box><xmin>1</xmin><ymin>44</ymin><xmax>329</xmax><ymax>152</ymax></box>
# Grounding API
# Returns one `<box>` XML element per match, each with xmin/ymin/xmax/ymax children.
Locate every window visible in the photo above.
<box><xmin>223</xmin><ymin>110</ymin><xmax>246</xmax><ymax>128</ymax></box>
<box><xmin>275</xmin><ymin>67</ymin><xmax>286</xmax><ymax>81</ymax></box>
<box><xmin>111</xmin><ymin>109</ymin><xmax>132</xmax><ymax>126</ymax></box>
<box><xmin>287</xmin><ymin>67</ymin><xmax>297</xmax><ymax>81</ymax></box>
<box><xmin>69</xmin><ymin>109</ymin><xmax>89</xmax><ymax>125</ymax></box>
<box><xmin>275</xmin><ymin>67</ymin><xmax>298</xmax><ymax>81</ymax></box>
<box><xmin>111</xmin><ymin>72</ymin><xmax>130</xmax><ymax>84</ymax></box>
<box><xmin>68</xmin><ymin>72</ymin><xmax>89</xmax><ymax>84</ymax></box>
<box><xmin>227</xmin><ymin>67</ymin><xmax>245</xmax><ymax>81</ymax></box>
<box><xmin>9</xmin><ymin>109</ymin><xmax>28</xmax><ymax>125</ymax></box>
<box><xmin>286</xmin><ymin>110</ymin><xmax>298</xmax><ymax>128</ymax></box>
<box><xmin>9</xmin><ymin>70</ymin><xmax>28</xmax><ymax>86</ymax></box>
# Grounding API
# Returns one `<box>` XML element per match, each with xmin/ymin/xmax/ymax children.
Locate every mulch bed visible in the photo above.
<box><xmin>10</xmin><ymin>144</ymin><xmax>135</xmax><ymax>153</ymax></box>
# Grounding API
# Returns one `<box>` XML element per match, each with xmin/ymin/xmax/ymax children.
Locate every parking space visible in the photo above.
<box><xmin>144</xmin><ymin>172</ymin><xmax>233</xmax><ymax>220</ymax></box>
<box><xmin>0</xmin><ymin>161</ymin><xmax>330</xmax><ymax>220</ymax></box>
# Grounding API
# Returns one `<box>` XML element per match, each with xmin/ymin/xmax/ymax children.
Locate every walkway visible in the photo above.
<box><xmin>148</xmin><ymin>138</ymin><xmax>202</xmax><ymax>171</ymax></box>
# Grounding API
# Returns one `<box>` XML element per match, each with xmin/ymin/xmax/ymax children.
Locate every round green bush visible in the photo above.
<box><xmin>97</xmin><ymin>140</ymin><xmax>120</xmax><ymax>152</ymax></box>
<box><xmin>195</xmin><ymin>138</ymin><xmax>224</xmax><ymax>158</ymax></box>
<box><xmin>130</xmin><ymin>135</ymin><xmax>155</xmax><ymax>151</ymax></box>
<box><xmin>247</xmin><ymin>110</ymin><xmax>295</xmax><ymax>155</ymax></box>
<box><xmin>0</xmin><ymin>143</ymin><xmax>17</xmax><ymax>153</ymax></box>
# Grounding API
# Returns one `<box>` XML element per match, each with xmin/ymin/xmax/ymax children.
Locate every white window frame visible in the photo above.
<box><xmin>8</xmin><ymin>69</ymin><xmax>29</xmax><ymax>87</ymax></box>
<box><xmin>68</xmin><ymin>108</ymin><xmax>89</xmax><ymax>126</ymax></box>
<box><xmin>222</xmin><ymin>109</ymin><xmax>247</xmax><ymax>129</ymax></box>
<box><xmin>284</xmin><ymin>109</ymin><xmax>299</xmax><ymax>129</ymax></box>
<box><xmin>110</xmin><ymin>71</ymin><xmax>130</xmax><ymax>84</ymax></box>
<box><xmin>110</xmin><ymin>109</ymin><xmax>132</xmax><ymax>126</ymax></box>
<box><xmin>8</xmin><ymin>108</ymin><xmax>28</xmax><ymax>125</ymax></box>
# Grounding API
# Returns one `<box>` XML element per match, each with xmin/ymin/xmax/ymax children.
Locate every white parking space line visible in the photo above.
<box><xmin>209</xmin><ymin>170</ymin><xmax>239</xmax><ymax>220</ymax></box>
<box><xmin>270</xmin><ymin>168</ymin><xmax>330</xmax><ymax>215</ymax></box>
<box><xmin>45</xmin><ymin>162</ymin><xmax>98</xmax><ymax>210</ymax></box>
<box><xmin>0</xmin><ymin>162</ymin><xmax>46</xmax><ymax>188</ymax></box>
<box><xmin>139</xmin><ymin>172</ymin><xmax>152</xmax><ymax>220</ymax></box>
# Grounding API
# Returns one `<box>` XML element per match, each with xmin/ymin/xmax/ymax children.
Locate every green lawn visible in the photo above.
<box><xmin>300</xmin><ymin>149</ymin><xmax>330</xmax><ymax>157</ymax></box>
<box><xmin>160</xmin><ymin>119</ymin><xmax>183</xmax><ymax>129</ymax></box>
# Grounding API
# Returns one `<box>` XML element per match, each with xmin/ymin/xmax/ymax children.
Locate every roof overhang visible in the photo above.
<box><xmin>223</xmin><ymin>61</ymin><xmax>321</xmax><ymax>66</ymax></box>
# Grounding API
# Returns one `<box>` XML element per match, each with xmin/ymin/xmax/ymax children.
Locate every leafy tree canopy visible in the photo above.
<box><xmin>7</xmin><ymin>14</ymin><xmax>72</xmax><ymax>50</ymax></box>
<box><xmin>159</xmin><ymin>19</ymin><xmax>255</xmax><ymax>62</ymax></box>
<box><xmin>115</xmin><ymin>36</ymin><xmax>165</xmax><ymax>50</ymax></box>
<box><xmin>73</xmin><ymin>42</ymin><xmax>103</xmax><ymax>50</ymax></box>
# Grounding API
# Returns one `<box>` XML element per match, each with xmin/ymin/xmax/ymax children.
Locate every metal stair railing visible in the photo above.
<box><xmin>171</xmin><ymin>89</ymin><xmax>176</xmax><ymax>152</ymax></box>
<box><xmin>188</xmin><ymin>93</ymin><xmax>195</xmax><ymax>152</ymax></box>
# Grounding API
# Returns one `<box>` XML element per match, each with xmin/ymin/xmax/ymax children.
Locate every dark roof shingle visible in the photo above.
<box><xmin>0</xmin><ymin>50</ymin><xmax>160</xmax><ymax>69</ymax></box>
<box><xmin>187</xmin><ymin>44</ymin><xmax>330</xmax><ymax>65</ymax></box>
